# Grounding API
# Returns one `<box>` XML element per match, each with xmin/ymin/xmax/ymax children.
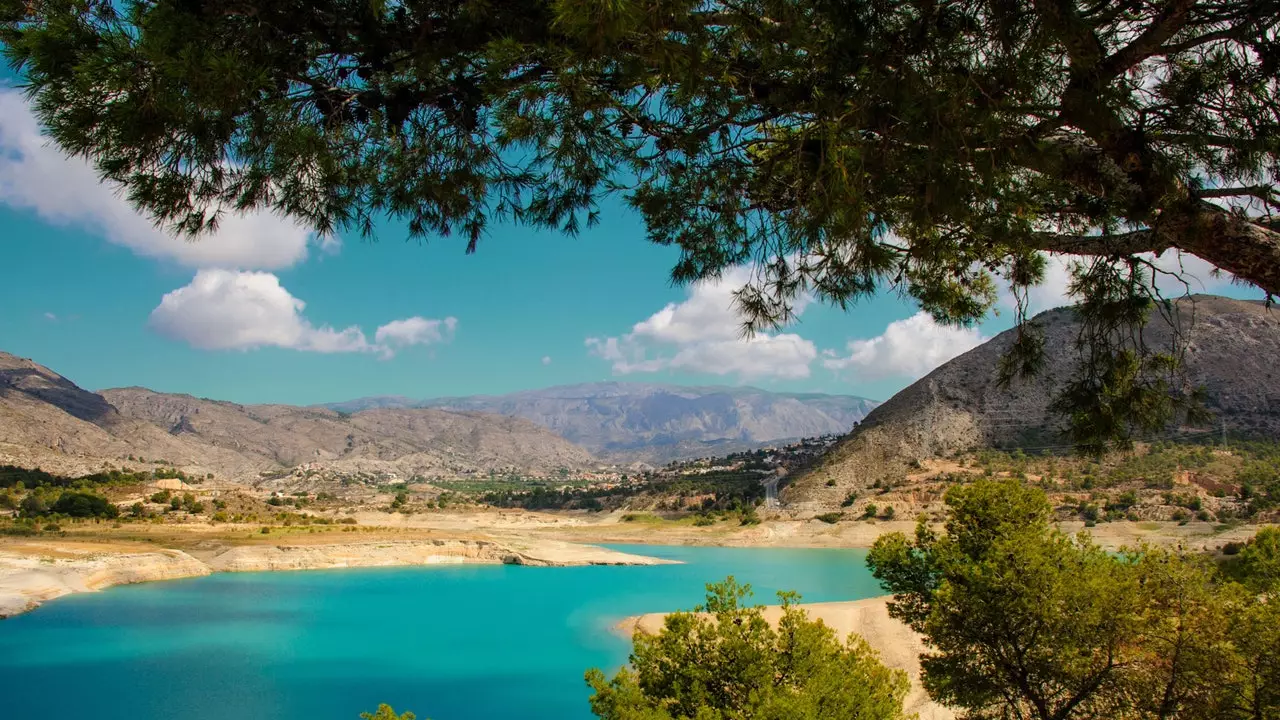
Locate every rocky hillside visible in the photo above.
<box><xmin>787</xmin><ymin>295</ymin><xmax>1280</xmax><ymax>509</ymax></box>
<box><xmin>329</xmin><ymin>383</ymin><xmax>879</xmax><ymax>462</ymax></box>
<box><xmin>0</xmin><ymin>352</ymin><xmax>595</xmax><ymax>481</ymax></box>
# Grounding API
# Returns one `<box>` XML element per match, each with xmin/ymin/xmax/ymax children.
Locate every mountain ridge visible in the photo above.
<box><xmin>323</xmin><ymin>382</ymin><xmax>880</xmax><ymax>462</ymax></box>
<box><xmin>787</xmin><ymin>295</ymin><xmax>1280</xmax><ymax>509</ymax></box>
<box><xmin>0</xmin><ymin>352</ymin><xmax>596</xmax><ymax>481</ymax></box>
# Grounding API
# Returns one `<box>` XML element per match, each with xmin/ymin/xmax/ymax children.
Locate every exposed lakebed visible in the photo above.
<box><xmin>0</xmin><ymin>545</ymin><xmax>881</xmax><ymax>720</ymax></box>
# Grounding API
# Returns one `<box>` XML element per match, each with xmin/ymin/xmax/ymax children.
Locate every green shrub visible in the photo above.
<box><xmin>881</xmin><ymin>506</ymin><xmax>896</xmax><ymax>520</ymax></box>
<box><xmin>841</xmin><ymin>491</ymin><xmax>858</xmax><ymax>508</ymax></box>
<box><xmin>51</xmin><ymin>491</ymin><xmax>119</xmax><ymax>518</ymax></box>
<box><xmin>862</xmin><ymin>504</ymin><xmax>878</xmax><ymax>519</ymax></box>
<box><xmin>815</xmin><ymin>512</ymin><xmax>843</xmax><ymax>524</ymax></box>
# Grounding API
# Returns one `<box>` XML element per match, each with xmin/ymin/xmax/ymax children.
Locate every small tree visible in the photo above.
<box><xmin>867</xmin><ymin>479</ymin><xmax>1274</xmax><ymax>720</ymax></box>
<box><xmin>359</xmin><ymin>706</ymin><xmax>415</xmax><ymax>720</ymax></box>
<box><xmin>586</xmin><ymin>578</ymin><xmax>909</xmax><ymax>720</ymax></box>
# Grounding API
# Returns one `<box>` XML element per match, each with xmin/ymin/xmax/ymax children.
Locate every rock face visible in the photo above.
<box><xmin>788</xmin><ymin>295</ymin><xmax>1280</xmax><ymax>508</ymax></box>
<box><xmin>0</xmin><ymin>352</ymin><xmax>596</xmax><ymax>481</ymax></box>
<box><xmin>331</xmin><ymin>383</ymin><xmax>880</xmax><ymax>462</ymax></box>
<box><xmin>0</xmin><ymin>547</ymin><xmax>212</xmax><ymax>617</ymax></box>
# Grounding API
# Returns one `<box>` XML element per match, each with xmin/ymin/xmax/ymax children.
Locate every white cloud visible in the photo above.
<box><xmin>822</xmin><ymin>312</ymin><xmax>988</xmax><ymax>381</ymax></box>
<box><xmin>149</xmin><ymin>270</ymin><xmax>453</xmax><ymax>357</ymax></box>
<box><xmin>42</xmin><ymin>312</ymin><xmax>57</xmax><ymax>322</ymax></box>
<box><xmin>541</xmin><ymin>356</ymin><xmax>552</xmax><ymax>365</ymax></box>
<box><xmin>1000</xmin><ymin>250</ymin><xmax>1246</xmax><ymax>316</ymax></box>
<box><xmin>586</xmin><ymin>266</ymin><xmax>818</xmax><ymax>380</ymax></box>
<box><xmin>374</xmin><ymin>316</ymin><xmax>457</xmax><ymax>358</ymax></box>
<box><xmin>0</xmin><ymin>90</ymin><xmax>319</xmax><ymax>270</ymax></box>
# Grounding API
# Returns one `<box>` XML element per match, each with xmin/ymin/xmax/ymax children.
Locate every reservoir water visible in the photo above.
<box><xmin>0</xmin><ymin>545</ymin><xmax>881</xmax><ymax>720</ymax></box>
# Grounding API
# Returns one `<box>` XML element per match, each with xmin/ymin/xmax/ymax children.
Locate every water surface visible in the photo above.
<box><xmin>0</xmin><ymin>544</ymin><xmax>879</xmax><ymax>720</ymax></box>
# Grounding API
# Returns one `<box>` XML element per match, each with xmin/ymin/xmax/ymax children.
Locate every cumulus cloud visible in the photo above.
<box><xmin>374</xmin><ymin>316</ymin><xmax>458</xmax><ymax>358</ymax></box>
<box><xmin>586</xmin><ymin>266</ymin><xmax>818</xmax><ymax>380</ymax></box>
<box><xmin>822</xmin><ymin>312</ymin><xmax>988</xmax><ymax>381</ymax></box>
<box><xmin>0</xmin><ymin>90</ymin><xmax>320</xmax><ymax>270</ymax></box>
<box><xmin>1000</xmin><ymin>250</ymin><xmax>1246</xmax><ymax>316</ymax></box>
<box><xmin>541</xmin><ymin>356</ymin><xmax>552</xmax><ymax>365</ymax></box>
<box><xmin>149</xmin><ymin>270</ymin><xmax>453</xmax><ymax>357</ymax></box>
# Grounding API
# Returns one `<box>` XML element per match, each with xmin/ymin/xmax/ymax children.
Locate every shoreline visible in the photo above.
<box><xmin>618</xmin><ymin>596</ymin><xmax>953</xmax><ymax>720</ymax></box>
<box><xmin>0</xmin><ymin>536</ymin><xmax>674</xmax><ymax>619</ymax></box>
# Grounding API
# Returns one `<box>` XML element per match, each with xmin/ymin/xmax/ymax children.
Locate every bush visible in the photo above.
<box><xmin>881</xmin><ymin>506</ymin><xmax>896</xmax><ymax>520</ymax></box>
<box><xmin>585</xmin><ymin>579</ymin><xmax>909</xmax><ymax>720</ymax></box>
<box><xmin>862</xmin><ymin>503</ymin><xmax>878</xmax><ymax>519</ymax></box>
<box><xmin>825</xmin><ymin>479</ymin><xmax>837</xmax><ymax>487</ymax></box>
<box><xmin>51</xmin><ymin>491</ymin><xmax>119</xmax><ymax>518</ymax></box>
<box><xmin>150</xmin><ymin>490</ymin><xmax>171</xmax><ymax>504</ymax></box>
<box><xmin>693</xmin><ymin>514</ymin><xmax>716</xmax><ymax>527</ymax></box>
<box><xmin>841</xmin><ymin>491</ymin><xmax>858</xmax><ymax>508</ymax></box>
<box><xmin>260</xmin><ymin>526</ymin><xmax>271</xmax><ymax>534</ymax></box>
<box><xmin>815</xmin><ymin>512</ymin><xmax>843</xmax><ymax>524</ymax></box>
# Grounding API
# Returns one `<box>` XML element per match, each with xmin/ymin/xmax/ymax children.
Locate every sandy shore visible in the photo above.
<box><xmin>347</xmin><ymin>509</ymin><xmax>1273</xmax><ymax>552</ymax></box>
<box><xmin>0</xmin><ymin>537</ymin><xmax>672</xmax><ymax>618</ymax></box>
<box><xmin>619</xmin><ymin>596</ymin><xmax>953</xmax><ymax>720</ymax></box>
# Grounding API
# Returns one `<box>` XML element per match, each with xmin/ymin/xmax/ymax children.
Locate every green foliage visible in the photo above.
<box><xmin>151</xmin><ymin>490</ymin><xmax>171</xmax><ymax>504</ymax></box>
<box><xmin>868</xmin><ymin>479</ymin><xmax>1280</xmax><ymax>720</ymax></box>
<box><xmin>6</xmin><ymin>1</ymin><xmax>1277</xmax><ymax>451</ymax></box>
<box><xmin>359</xmin><ymin>705</ymin><xmax>416</xmax><ymax>720</ymax></box>
<box><xmin>51</xmin><ymin>491</ymin><xmax>119</xmax><ymax>518</ymax></box>
<box><xmin>814</xmin><ymin>512</ymin><xmax>842</xmax><ymax>525</ymax></box>
<box><xmin>18</xmin><ymin>494</ymin><xmax>47</xmax><ymax>517</ymax></box>
<box><xmin>1227</xmin><ymin>527</ymin><xmax>1280</xmax><ymax>593</ymax></box>
<box><xmin>586</xmin><ymin>578</ymin><xmax>909</xmax><ymax>720</ymax></box>
<box><xmin>840</xmin><ymin>491</ymin><xmax>858</xmax><ymax>508</ymax></box>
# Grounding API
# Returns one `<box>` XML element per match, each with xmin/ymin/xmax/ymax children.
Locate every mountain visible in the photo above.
<box><xmin>327</xmin><ymin>383</ymin><xmax>880</xmax><ymax>462</ymax></box>
<box><xmin>0</xmin><ymin>352</ymin><xmax>595</xmax><ymax>481</ymax></box>
<box><xmin>787</xmin><ymin>295</ymin><xmax>1280</xmax><ymax>509</ymax></box>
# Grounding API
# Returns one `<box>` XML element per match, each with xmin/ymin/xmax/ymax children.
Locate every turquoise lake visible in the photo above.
<box><xmin>0</xmin><ymin>545</ymin><xmax>881</xmax><ymax>719</ymax></box>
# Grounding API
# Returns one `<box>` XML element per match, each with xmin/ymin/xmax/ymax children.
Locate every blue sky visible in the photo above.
<box><xmin>0</xmin><ymin>85</ymin><xmax>1261</xmax><ymax>406</ymax></box>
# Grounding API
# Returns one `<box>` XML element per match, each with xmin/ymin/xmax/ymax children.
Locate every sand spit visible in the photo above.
<box><xmin>0</xmin><ymin>539</ymin><xmax>673</xmax><ymax>618</ymax></box>
<box><xmin>619</xmin><ymin>596</ymin><xmax>953</xmax><ymax>720</ymax></box>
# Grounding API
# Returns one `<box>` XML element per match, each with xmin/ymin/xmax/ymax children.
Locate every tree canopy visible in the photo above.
<box><xmin>867</xmin><ymin>479</ymin><xmax>1280</xmax><ymax>720</ymax></box>
<box><xmin>3</xmin><ymin>0</ymin><xmax>1278</xmax><ymax>447</ymax></box>
<box><xmin>586</xmin><ymin>577</ymin><xmax>910</xmax><ymax>720</ymax></box>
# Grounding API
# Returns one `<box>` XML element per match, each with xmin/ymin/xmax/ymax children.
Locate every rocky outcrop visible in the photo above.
<box><xmin>199</xmin><ymin>538</ymin><xmax>672</xmax><ymax>572</ymax></box>
<box><xmin>0</xmin><ymin>547</ymin><xmax>212</xmax><ymax>617</ymax></box>
<box><xmin>788</xmin><ymin>296</ymin><xmax>1280</xmax><ymax>509</ymax></box>
<box><xmin>0</xmin><ymin>538</ymin><xmax>672</xmax><ymax>618</ymax></box>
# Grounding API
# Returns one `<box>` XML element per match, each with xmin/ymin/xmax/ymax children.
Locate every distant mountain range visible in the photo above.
<box><xmin>0</xmin><ymin>352</ymin><xmax>879</xmax><ymax>480</ymax></box>
<box><xmin>789</xmin><ymin>295</ymin><xmax>1280</xmax><ymax>509</ymax></box>
<box><xmin>324</xmin><ymin>383</ymin><xmax>880</xmax><ymax>463</ymax></box>
<box><xmin>0</xmin><ymin>352</ymin><xmax>593</xmax><ymax>481</ymax></box>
